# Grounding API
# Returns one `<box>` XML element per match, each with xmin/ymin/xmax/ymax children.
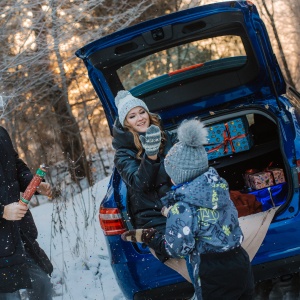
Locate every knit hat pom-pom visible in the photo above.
<box><xmin>115</xmin><ymin>90</ymin><xmax>131</xmax><ymax>107</ymax></box>
<box><xmin>177</xmin><ymin>119</ymin><xmax>208</xmax><ymax>147</ymax></box>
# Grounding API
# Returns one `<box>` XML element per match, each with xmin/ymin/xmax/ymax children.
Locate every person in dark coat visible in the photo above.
<box><xmin>0</xmin><ymin>126</ymin><xmax>53</xmax><ymax>300</ymax></box>
<box><xmin>113</xmin><ymin>90</ymin><xmax>192</xmax><ymax>282</ymax></box>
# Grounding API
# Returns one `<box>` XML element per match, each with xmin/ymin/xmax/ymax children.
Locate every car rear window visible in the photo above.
<box><xmin>117</xmin><ymin>35</ymin><xmax>246</xmax><ymax>94</ymax></box>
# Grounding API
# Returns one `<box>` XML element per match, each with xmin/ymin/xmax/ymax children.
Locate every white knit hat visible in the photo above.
<box><xmin>115</xmin><ymin>90</ymin><xmax>149</xmax><ymax>127</ymax></box>
<box><xmin>164</xmin><ymin>119</ymin><xmax>209</xmax><ymax>185</ymax></box>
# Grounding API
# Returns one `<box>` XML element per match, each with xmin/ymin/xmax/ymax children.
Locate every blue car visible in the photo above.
<box><xmin>76</xmin><ymin>1</ymin><xmax>300</xmax><ymax>299</ymax></box>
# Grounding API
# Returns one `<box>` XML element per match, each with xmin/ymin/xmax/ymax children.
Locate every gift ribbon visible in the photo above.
<box><xmin>267</xmin><ymin>187</ymin><xmax>276</xmax><ymax>207</ymax></box>
<box><xmin>207</xmin><ymin>122</ymin><xmax>248</xmax><ymax>154</ymax></box>
<box><xmin>245</xmin><ymin>169</ymin><xmax>259</xmax><ymax>175</ymax></box>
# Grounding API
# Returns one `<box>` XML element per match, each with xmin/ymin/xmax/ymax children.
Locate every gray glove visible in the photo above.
<box><xmin>139</xmin><ymin>125</ymin><xmax>161</xmax><ymax>156</ymax></box>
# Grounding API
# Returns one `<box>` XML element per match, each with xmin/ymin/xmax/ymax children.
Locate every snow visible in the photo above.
<box><xmin>31</xmin><ymin>176</ymin><xmax>126</xmax><ymax>300</ymax></box>
<box><xmin>29</xmin><ymin>168</ymin><xmax>300</xmax><ymax>300</ymax></box>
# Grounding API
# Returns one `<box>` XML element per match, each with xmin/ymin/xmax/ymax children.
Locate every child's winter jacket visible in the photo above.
<box><xmin>162</xmin><ymin>167</ymin><xmax>243</xmax><ymax>299</ymax></box>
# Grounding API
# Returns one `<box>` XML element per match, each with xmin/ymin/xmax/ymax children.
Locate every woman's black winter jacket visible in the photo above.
<box><xmin>112</xmin><ymin>119</ymin><xmax>177</xmax><ymax>261</ymax></box>
<box><xmin>0</xmin><ymin>126</ymin><xmax>53</xmax><ymax>292</ymax></box>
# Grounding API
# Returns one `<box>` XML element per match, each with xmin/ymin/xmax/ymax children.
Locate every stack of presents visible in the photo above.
<box><xmin>204</xmin><ymin>117</ymin><xmax>287</xmax><ymax>215</ymax></box>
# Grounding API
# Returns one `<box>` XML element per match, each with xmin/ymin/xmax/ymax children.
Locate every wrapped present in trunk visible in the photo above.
<box><xmin>243</xmin><ymin>166</ymin><xmax>285</xmax><ymax>190</ymax></box>
<box><xmin>243</xmin><ymin>169</ymin><xmax>259</xmax><ymax>188</ymax></box>
<box><xmin>248</xmin><ymin>182</ymin><xmax>287</xmax><ymax>211</ymax></box>
<box><xmin>205</xmin><ymin>117</ymin><xmax>253</xmax><ymax>160</ymax></box>
<box><xmin>247</xmin><ymin>171</ymin><xmax>274</xmax><ymax>190</ymax></box>
<box><xmin>268</xmin><ymin>168</ymin><xmax>286</xmax><ymax>184</ymax></box>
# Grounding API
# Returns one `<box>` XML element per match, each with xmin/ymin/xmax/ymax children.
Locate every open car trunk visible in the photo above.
<box><xmin>132</xmin><ymin>107</ymin><xmax>291</xmax><ymax>259</ymax></box>
<box><xmin>202</xmin><ymin>109</ymin><xmax>290</xmax><ymax>262</ymax></box>
<box><xmin>209</xmin><ymin>111</ymin><xmax>288</xmax><ymax>214</ymax></box>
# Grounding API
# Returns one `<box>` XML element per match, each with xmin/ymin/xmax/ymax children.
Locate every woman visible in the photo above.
<box><xmin>112</xmin><ymin>90</ymin><xmax>191</xmax><ymax>282</ymax></box>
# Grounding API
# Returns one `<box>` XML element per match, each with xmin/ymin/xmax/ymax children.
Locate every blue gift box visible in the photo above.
<box><xmin>247</xmin><ymin>182</ymin><xmax>287</xmax><ymax>211</ymax></box>
<box><xmin>204</xmin><ymin>117</ymin><xmax>253</xmax><ymax>160</ymax></box>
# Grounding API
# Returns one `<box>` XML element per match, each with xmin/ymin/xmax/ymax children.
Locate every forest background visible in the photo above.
<box><xmin>1</xmin><ymin>0</ymin><xmax>299</xmax><ymax>189</ymax></box>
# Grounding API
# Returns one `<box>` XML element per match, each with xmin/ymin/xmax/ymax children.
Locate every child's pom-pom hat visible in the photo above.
<box><xmin>164</xmin><ymin>119</ymin><xmax>209</xmax><ymax>185</ymax></box>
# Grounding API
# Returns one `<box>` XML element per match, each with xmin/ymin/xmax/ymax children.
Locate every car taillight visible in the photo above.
<box><xmin>99</xmin><ymin>207</ymin><xmax>127</xmax><ymax>236</ymax></box>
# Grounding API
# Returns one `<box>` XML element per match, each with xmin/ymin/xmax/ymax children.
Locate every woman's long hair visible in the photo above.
<box><xmin>124</xmin><ymin>113</ymin><xmax>167</xmax><ymax>159</ymax></box>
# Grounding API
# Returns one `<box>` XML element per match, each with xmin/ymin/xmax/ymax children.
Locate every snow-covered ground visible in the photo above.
<box><xmin>30</xmin><ymin>173</ymin><xmax>300</xmax><ymax>300</ymax></box>
<box><xmin>31</xmin><ymin>176</ymin><xmax>126</xmax><ymax>300</ymax></box>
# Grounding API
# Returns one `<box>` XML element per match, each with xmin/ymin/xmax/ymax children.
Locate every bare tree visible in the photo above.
<box><xmin>0</xmin><ymin>0</ymin><xmax>155</xmax><ymax>184</ymax></box>
<box><xmin>284</xmin><ymin>0</ymin><xmax>300</xmax><ymax>90</ymax></box>
<box><xmin>5</xmin><ymin>0</ymin><xmax>281</xmax><ymax>187</ymax></box>
<box><xmin>255</xmin><ymin>0</ymin><xmax>295</xmax><ymax>88</ymax></box>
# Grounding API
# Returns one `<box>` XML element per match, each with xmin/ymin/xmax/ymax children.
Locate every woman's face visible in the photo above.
<box><xmin>125</xmin><ymin>106</ymin><xmax>150</xmax><ymax>133</ymax></box>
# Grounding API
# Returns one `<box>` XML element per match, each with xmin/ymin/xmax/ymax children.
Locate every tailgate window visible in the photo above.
<box><xmin>117</xmin><ymin>35</ymin><xmax>246</xmax><ymax>93</ymax></box>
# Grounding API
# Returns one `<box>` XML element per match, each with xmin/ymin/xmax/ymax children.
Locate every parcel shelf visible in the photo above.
<box><xmin>208</xmin><ymin>140</ymin><xmax>279</xmax><ymax>169</ymax></box>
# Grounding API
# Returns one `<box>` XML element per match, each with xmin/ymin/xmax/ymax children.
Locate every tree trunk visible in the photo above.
<box><xmin>51</xmin><ymin>1</ymin><xmax>92</xmax><ymax>184</ymax></box>
<box><xmin>260</xmin><ymin>0</ymin><xmax>295</xmax><ymax>88</ymax></box>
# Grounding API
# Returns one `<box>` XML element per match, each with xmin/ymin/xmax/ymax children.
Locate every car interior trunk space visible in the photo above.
<box><xmin>206</xmin><ymin>112</ymin><xmax>287</xmax><ymax>217</ymax></box>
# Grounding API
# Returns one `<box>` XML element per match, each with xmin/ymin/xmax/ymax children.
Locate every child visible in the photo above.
<box><xmin>122</xmin><ymin>119</ymin><xmax>254</xmax><ymax>300</ymax></box>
